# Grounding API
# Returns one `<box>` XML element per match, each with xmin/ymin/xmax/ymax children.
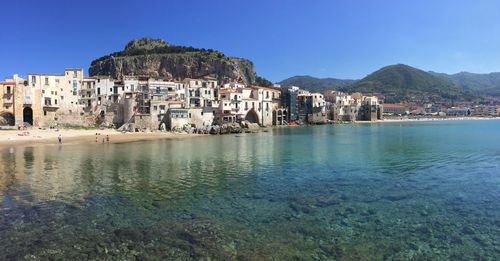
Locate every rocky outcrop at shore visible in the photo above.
<box><xmin>209</xmin><ymin>124</ymin><xmax>242</xmax><ymax>135</ymax></box>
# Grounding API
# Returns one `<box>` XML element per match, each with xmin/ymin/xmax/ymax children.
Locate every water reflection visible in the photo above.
<box><xmin>0</xmin><ymin>121</ymin><xmax>499</xmax><ymax>259</ymax></box>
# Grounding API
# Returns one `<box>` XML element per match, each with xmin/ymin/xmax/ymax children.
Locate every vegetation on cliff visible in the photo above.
<box><xmin>89</xmin><ymin>37</ymin><xmax>272</xmax><ymax>85</ymax></box>
<box><xmin>90</xmin><ymin>38</ymin><xmax>225</xmax><ymax>66</ymax></box>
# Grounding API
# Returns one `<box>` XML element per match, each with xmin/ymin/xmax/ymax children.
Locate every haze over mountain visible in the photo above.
<box><xmin>429</xmin><ymin>71</ymin><xmax>500</xmax><ymax>97</ymax></box>
<box><xmin>278</xmin><ymin>76</ymin><xmax>355</xmax><ymax>93</ymax></box>
<box><xmin>280</xmin><ymin>64</ymin><xmax>500</xmax><ymax>103</ymax></box>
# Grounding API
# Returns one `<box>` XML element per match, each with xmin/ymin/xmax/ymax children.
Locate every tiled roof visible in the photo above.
<box><xmin>384</xmin><ymin>104</ymin><xmax>407</xmax><ymax>109</ymax></box>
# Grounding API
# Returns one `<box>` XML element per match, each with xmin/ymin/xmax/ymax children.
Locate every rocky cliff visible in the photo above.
<box><xmin>89</xmin><ymin>38</ymin><xmax>260</xmax><ymax>85</ymax></box>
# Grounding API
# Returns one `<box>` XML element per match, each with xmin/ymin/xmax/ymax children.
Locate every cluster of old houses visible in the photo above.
<box><xmin>380</xmin><ymin>102</ymin><xmax>500</xmax><ymax>117</ymax></box>
<box><xmin>0</xmin><ymin>68</ymin><xmax>388</xmax><ymax>131</ymax></box>
<box><xmin>4</xmin><ymin>67</ymin><xmax>499</xmax><ymax>131</ymax></box>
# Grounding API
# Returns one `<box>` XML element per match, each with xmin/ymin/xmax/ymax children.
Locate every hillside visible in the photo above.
<box><xmin>430</xmin><ymin>71</ymin><xmax>500</xmax><ymax>97</ymax></box>
<box><xmin>89</xmin><ymin>37</ymin><xmax>271</xmax><ymax>86</ymax></box>
<box><xmin>278</xmin><ymin>76</ymin><xmax>356</xmax><ymax>92</ymax></box>
<box><xmin>345</xmin><ymin>64</ymin><xmax>469</xmax><ymax>103</ymax></box>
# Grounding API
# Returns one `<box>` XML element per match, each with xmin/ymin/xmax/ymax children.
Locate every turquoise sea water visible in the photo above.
<box><xmin>0</xmin><ymin>120</ymin><xmax>499</xmax><ymax>260</ymax></box>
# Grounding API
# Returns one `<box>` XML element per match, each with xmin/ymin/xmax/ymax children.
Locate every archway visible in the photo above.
<box><xmin>23</xmin><ymin>107</ymin><xmax>33</xmax><ymax>126</ymax></box>
<box><xmin>0</xmin><ymin>111</ymin><xmax>15</xmax><ymax>126</ymax></box>
<box><xmin>244</xmin><ymin>109</ymin><xmax>259</xmax><ymax>124</ymax></box>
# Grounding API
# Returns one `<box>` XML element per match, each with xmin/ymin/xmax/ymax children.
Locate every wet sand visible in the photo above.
<box><xmin>0</xmin><ymin>129</ymin><xmax>201</xmax><ymax>148</ymax></box>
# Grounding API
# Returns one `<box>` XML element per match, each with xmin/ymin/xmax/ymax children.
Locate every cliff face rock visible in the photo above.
<box><xmin>89</xmin><ymin>38</ymin><xmax>258</xmax><ymax>85</ymax></box>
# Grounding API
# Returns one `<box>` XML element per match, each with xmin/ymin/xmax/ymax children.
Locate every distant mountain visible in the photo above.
<box><xmin>430</xmin><ymin>71</ymin><xmax>500</xmax><ymax>97</ymax></box>
<box><xmin>278</xmin><ymin>75</ymin><xmax>356</xmax><ymax>93</ymax></box>
<box><xmin>346</xmin><ymin>64</ymin><xmax>467</xmax><ymax>103</ymax></box>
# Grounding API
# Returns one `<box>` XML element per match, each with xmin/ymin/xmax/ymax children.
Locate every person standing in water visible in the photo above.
<box><xmin>57</xmin><ymin>134</ymin><xmax>62</xmax><ymax>144</ymax></box>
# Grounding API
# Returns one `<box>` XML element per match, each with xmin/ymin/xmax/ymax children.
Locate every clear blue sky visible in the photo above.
<box><xmin>2</xmin><ymin>0</ymin><xmax>500</xmax><ymax>82</ymax></box>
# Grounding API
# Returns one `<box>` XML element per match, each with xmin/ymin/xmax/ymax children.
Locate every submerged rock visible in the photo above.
<box><xmin>384</xmin><ymin>192</ymin><xmax>411</xmax><ymax>201</ymax></box>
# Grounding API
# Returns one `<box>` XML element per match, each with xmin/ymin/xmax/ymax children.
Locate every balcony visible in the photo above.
<box><xmin>79</xmin><ymin>96</ymin><xmax>96</xmax><ymax>100</ymax></box>
<box><xmin>3</xmin><ymin>94</ymin><xmax>13</xmax><ymax>104</ymax></box>
<box><xmin>43</xmin><ymin>98</ymin><xmax>59</xmax><ymax>110</ymax></box>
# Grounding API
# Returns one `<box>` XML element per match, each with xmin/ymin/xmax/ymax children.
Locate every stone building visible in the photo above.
<box><xmin>0</xmin><ymin>76</ymin><xmax>18</xmax><ymax>126</ymax></box>
<box><xmin>26</xmin><ymin>68</ymin><xmax>86</xmax><ymax>127</ymax></box>
<box><xmin>358</xmin><ymin>96</ymin><xmax>383</xmax><ymax>121</ymax></box>
<box><xmin>297</xmin><ymin>92</ymin><xmax>327</xmax><ymax>124</ymax></box>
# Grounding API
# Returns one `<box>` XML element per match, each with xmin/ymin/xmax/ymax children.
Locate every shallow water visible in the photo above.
<box><xmin>1</xmin><ymin>121</ymin><xmax>499</xmax><ymax>260</ymax></box>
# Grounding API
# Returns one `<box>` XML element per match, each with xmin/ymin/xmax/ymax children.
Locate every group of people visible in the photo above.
<box><xmin>56</xmin><ymin>133</ymin><xmax>111</xmax><ymax>144</ymax></box>
<box><xmin>95</xmin><ymin>133</ymin><xmax>110</xmax><ymax>144</ymax></box>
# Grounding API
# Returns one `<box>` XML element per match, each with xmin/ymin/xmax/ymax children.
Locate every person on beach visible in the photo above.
<box><xmin>106</xmin><ymin>135</ymin><xmax>110</xmax><ymax>143</ymax></box>
<box><xmin>57</xmin><ymin>134</ymin><xmax>62</xmax><ymax>144</ymax></box>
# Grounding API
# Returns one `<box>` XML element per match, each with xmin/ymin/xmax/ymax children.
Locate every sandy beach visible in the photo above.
<box><xmin>0</xmin><ymin>128</ymin><xmax>200</xmax><ymax>148</ymax></box>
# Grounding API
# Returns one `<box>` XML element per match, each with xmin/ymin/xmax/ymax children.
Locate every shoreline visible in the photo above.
<box><xmin>366</xmin><ymin>116</ymin><xmax>500</xmax><ymax>123</ymax></box>
<box><xmin>0</xmin><ymin>129</ymin><xmax>201</xmax><ymax>149</ymax></box>
<box><xmin>1</xmin><ymin>117</ymin><xmax>498</xmax><ymax>148</ymax></box>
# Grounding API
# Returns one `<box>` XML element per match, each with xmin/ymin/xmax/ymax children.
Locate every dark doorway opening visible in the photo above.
<box><xmin>23</xmin><ymin>107</ymin><xmax>33</xmax><ymax>126</ymax></box>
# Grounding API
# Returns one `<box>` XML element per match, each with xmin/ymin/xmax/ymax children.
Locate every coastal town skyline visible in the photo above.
<box><xmin>3</xmin><ymin>0</ymin><xmax>500</xmax><ymax>81</ymax></box>
<box><xmin>1</xmin><ymin>2</ymin><xmax>500</xmax><ymax>259</ymax></box>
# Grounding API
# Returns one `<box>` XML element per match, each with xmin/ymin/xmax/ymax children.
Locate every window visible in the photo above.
<box><xmin>61</xmin><ymin>96</ymin><xmax>64</xmax><ymax>100</ymax></box>
<box><xmin>72</xmin><ymin>80</ymin><xmax>77</xmax><ymax>89</ymax></box>
<box><xmin>73</xmin><ymin>71</ymin><xmax>77</xmax><ymax>78</ymax></box>
<box><xmin>110</xmin><ymin>88</ymin><xmax>112</xmax><ymax>92</ymax></box>
<box><xmin>42</xmin><ymin>90</ymin><xmax>45</xmax><ymax>94</ymax></box>
<box><xmin>44</xmin><ymin>111</ymin><xmax>47</xmax><ymax>116</ymax></box>
<box><xmin>31</xmin><ymin>76</ymin><xmax>36</xmax><ymax>83</ymax></box>
<box><xmin>45</xmin><ymin>77</ymin><xmax>49</xmax><ymax>85</ymax></box>
<box><xmin>189</xmin><ymin>113</ymin><xmax>191</xmax><ymax>118</ymax></box>
<box><xmin>153</xmin><ymin>106</ymin><xmax>158</xmax><ymax>111</ymax></box>
<box><xmin>55</xmin><ymin>99</ymin><xmax>58</xmax><ymax>105</ymax></box>
<box><xmin>97</xmin><ymin>88</ymin><xmax>101</xmax><ymax>95</ymax></box>
<box><xmin>6</xmin><ymin>86</ymin><xmax>11</xmax><ymax>94</ymax></box>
